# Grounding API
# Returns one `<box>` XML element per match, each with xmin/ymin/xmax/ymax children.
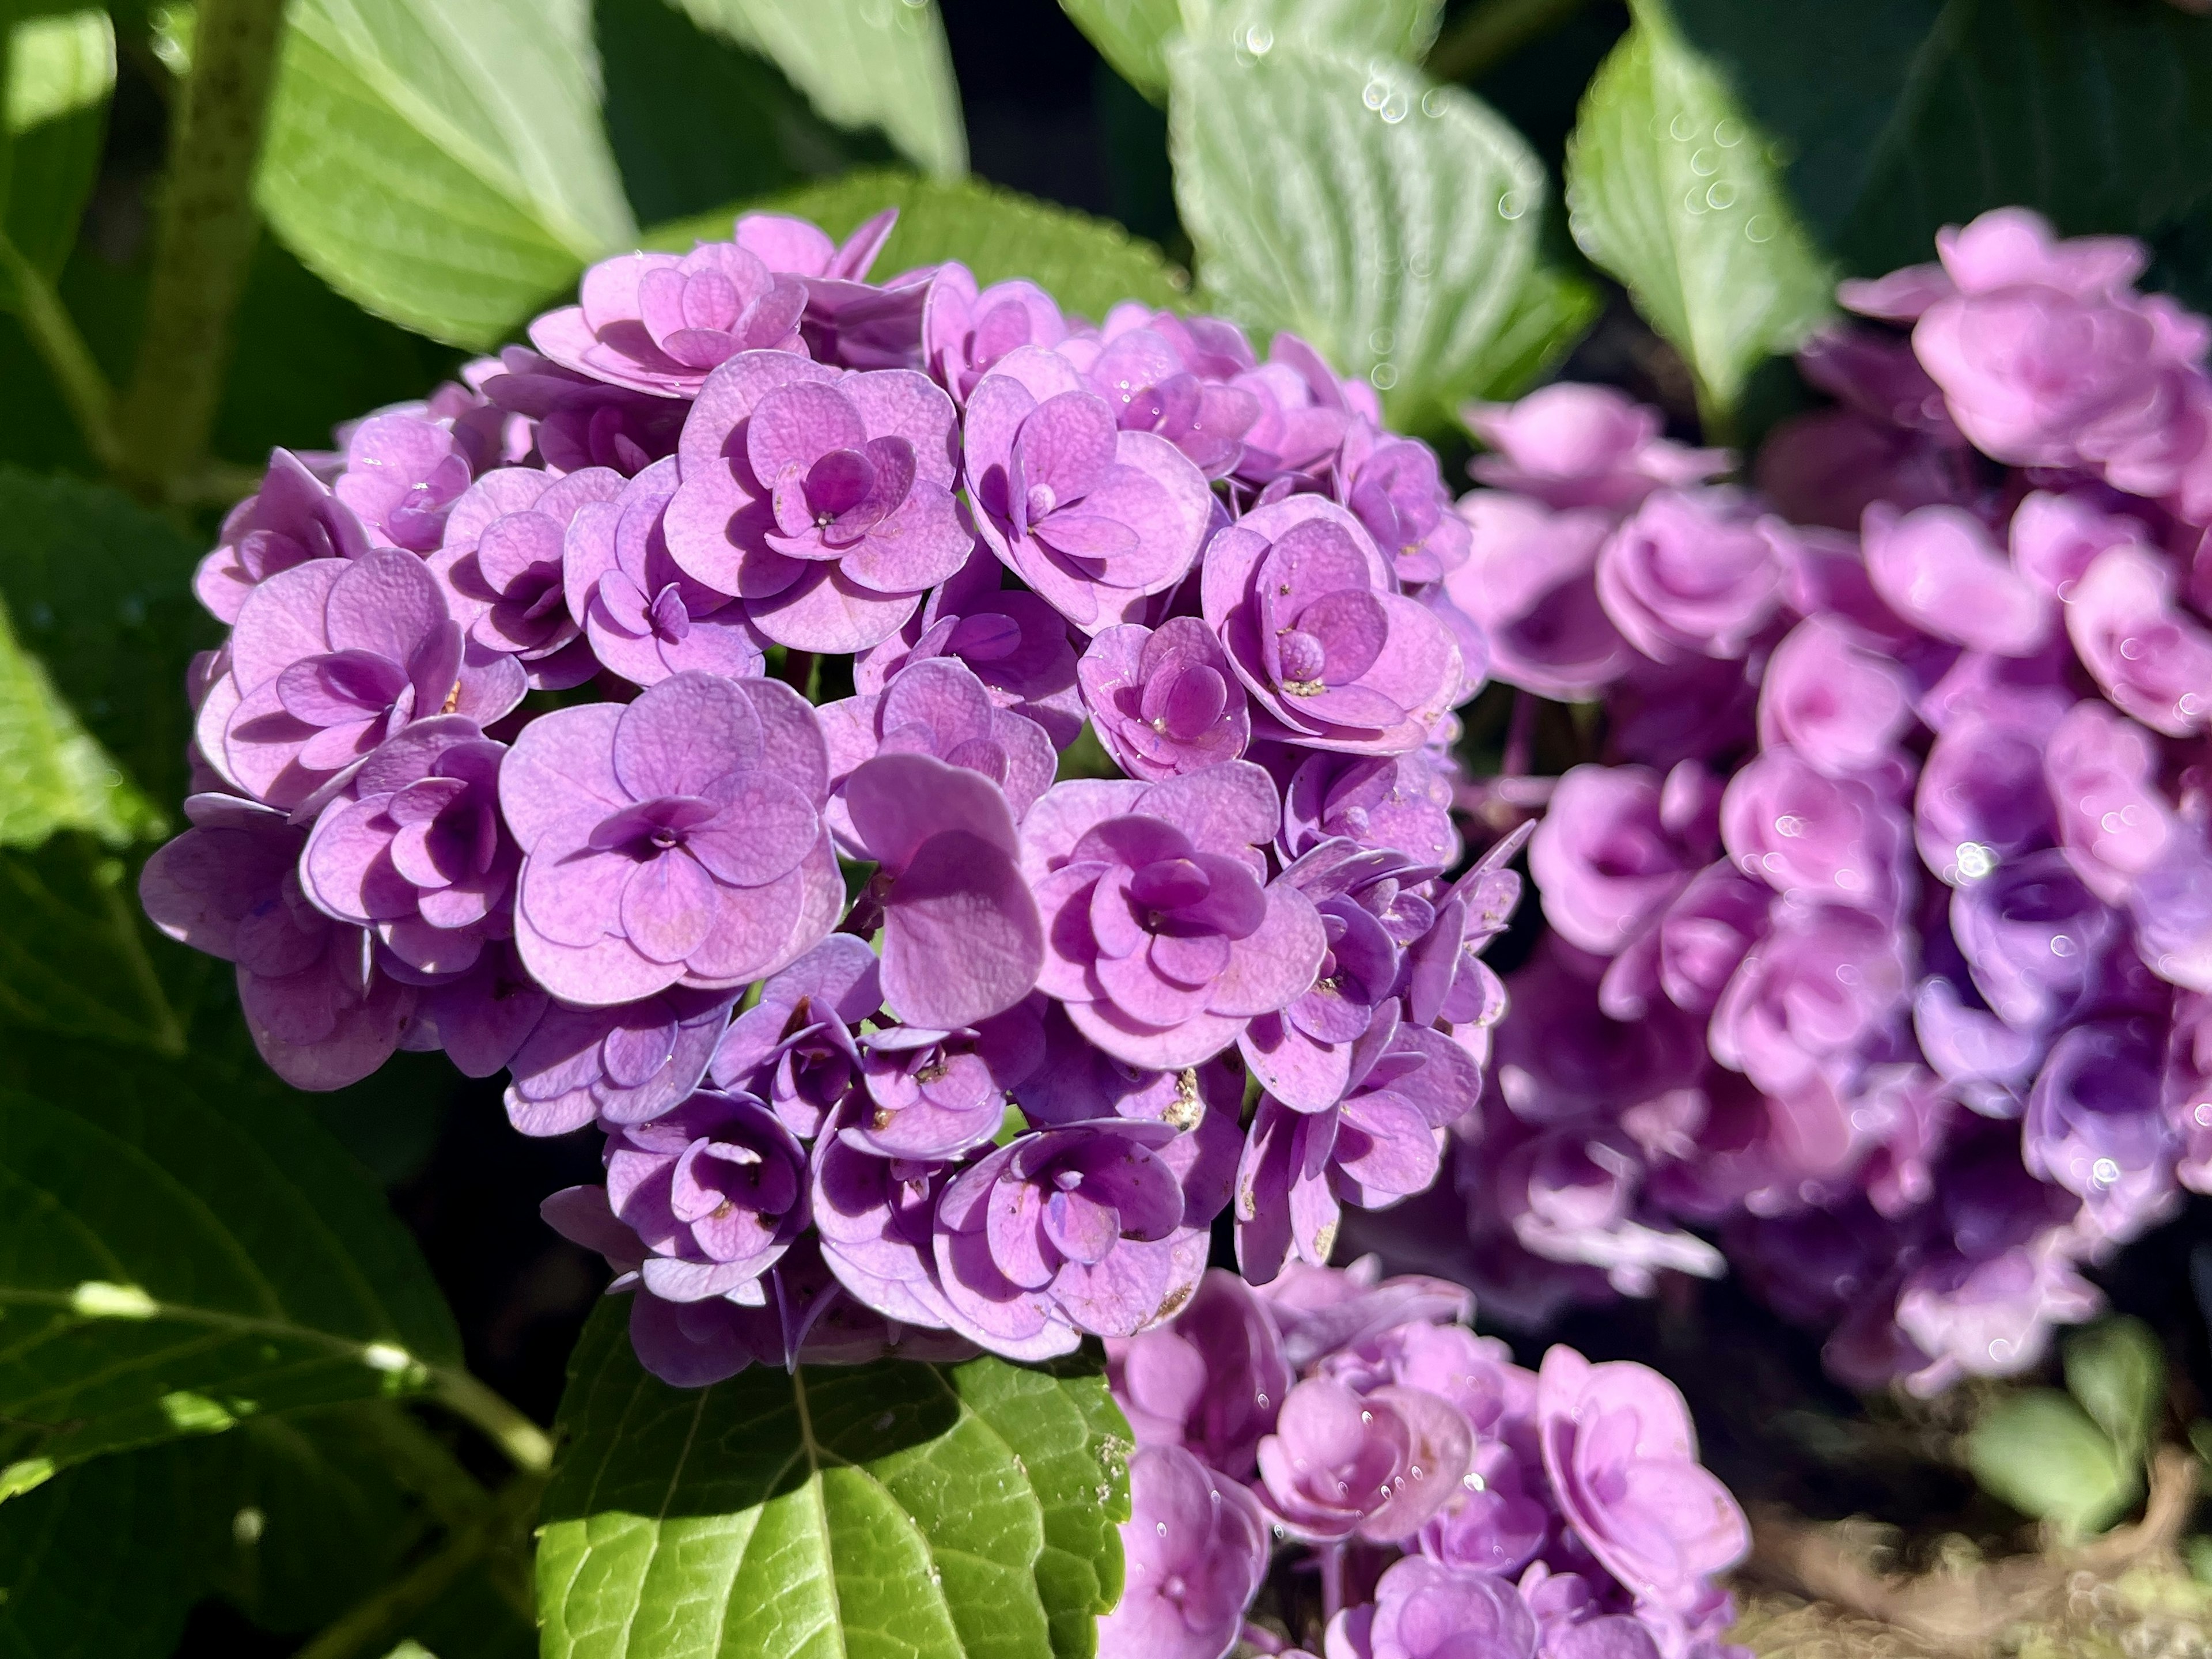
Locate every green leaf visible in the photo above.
<box><xmin>0</xmin><ymin>835</ymin><xmax>184</xmax><ymax>1053</ymax></box>
<box><xmin>202</xmin><ymin>1406</ymin><xmax>426</xmax><ymax>1634</ymax></box>
<box><xmin>673</xmin><ymin>0</ymin><xmax>965</xmax><ymax>180</ymax></box>
<box><xmin>0</xmin><ymin>1052</ymin><xmax>463</xmax><ymax>1486</ymax></box>
<box><xmin>0</xmin><ymin>1402</ymin><xmax>478</xmax><ymax>1655</ymax></box>
<box><xmin>0</xmin><ymin>467</ymin><xmax>214</xmax><ymax>817</ymax></box>
<box><xmin>1059</xmin><ymin>0</ymin><xmax>1183</xmax><ymax>100</ymax></box>
<box><xmin>536</xmin><ymin>1299</ymin><xmax>1131</xmax><ymax>1659</ymax></box>
<box><xmin>257</xmin><ymin>0</ymin><xmax>637</xmax><ymax>349</ymax></box>
<box><xmin>647</xmin><ymin>169</ymin><xmax>1191</xmax><ymax>321</ymax></box>
<box><xmin>1169</xmin><ymin>41</ymin><xmax>1547</xmax><ymax>430</ymax></box>
<box><xmin>2066</xmin><ymin>1316</ymin><xmax>2165</xmax><ymax>1460</ymax></box>
<box><xmin>1459</xmin><ymin>261</ymin><xmax>1603</xmax><ymax>403</ymax></box>
<box><xmin>1562</xmin><ymin>0</ymin><xmax>1831</xmax><ymax>423</ymax></box>
<box><xmin>0</xmin><ymin>7</ymin><xmax>113</xmax><ymax>286</ymax></box>
<box><xmin>596</xmin><ymin>0</ymin><xmax>893</xmax><ymax>229</ymax></box>
<box><xmin>0</xmin><ymin>1438</ymin><xmax>217</xmax><ymax>1657</ymax></box>
<box><xmin>1667</xmin><ymin>0</ymin><xmax>2212</xmax><ymax>282</ymax></box>
<box><xmin>215</xmin><ymin>238</ymin><xmax>464</xmax><ymax>472</ymax></box>
<box><xmin>1062</xmin><ymin>0</ymin><xmax>1442</xmax><ymax>104</ymax></box>
<box><xmin>1966</xmin><ymin>1388</ymin><xmax>2140</xmax><ymax>1537</ymax></box>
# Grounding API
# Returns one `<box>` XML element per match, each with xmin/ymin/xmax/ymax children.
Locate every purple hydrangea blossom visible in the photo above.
<box><xmin>475</xmin><ymin>347</ymin><xmax>687</xmax><ymax>476</ymax></box>
<box><xmin>1069</xmin><ymin>313</ymin><xmax>1261</xmax><ymax>481</ymax></box>
<box><xmin>140</xmin><ymin>794</ymin><xmax>415</xmax><ymax>1089</ymax></box>
<box><xmin>203</xmin><ymin>548</ymin><xmax>525</xmax><ymax>810</ymax></box>
<box><xmin>1278</xmin><ymin>749</ymin><xmax>1460</xmax><ymax>869</ymax></box>
<box><xmin>1107</xmin><ymin>1268</ymin><xmax>1292</xmax><ymax>1475</ymax></box>
<box><xmin>500</xmin><ymin>670</ymin><xmax>840</xmax><ymax>1005</ymax></box>
<box><xmin>528</xmin><ymin>241</ymin><xmax>806</xmax><ymax>397</ymax></box>
<box><xmin>1533</xmin><ymin>1346</ymin><xmax>1748</xmax><ymax>1613</ymax></box>
<box><xmin>849</xmin><ymin>996</ymin><xmax>1048</xmax><ymax>1161</ymax></box>
<box><xmin>1203</xmin><ymin>498</ymin><xmax>1463</xmax><ymax>755</ymax></box>
<box><xmin>1079</xmin><ymin>617</ymin><xmax>1252</xmax><ymax>781</ymax></box>
<box><xmin>964</xmin><ymin>347</ymin><xmax>1215</xmax><ymax>632</ymax></box>
<box><xmin>334</xmin><ymin>411</ymin><xmax>475</xmax><ymax>552</ymax></box>
<box><xmin>503</xmin><ymin>986</ymin><xmax>740</xmax><ymax>1135</ymax></box>
<box><xmin>933</xmin><ymin>1118</ymin><xmax>1196</xmax><ymax>1358</ymax></box>
<box><xmin>854</xmin><ymin>547</ymin><xmax>1084</xmax><ymax>745</ymax></box>
<box><xmin>1236</xmin><ymin>1013</ymin><xmax>1487</xmax><ymax>1281</ymax></box>
<box><xmin>840</xmin><ymin>751</ymin><xmax>1045</xmax><ymax>1031</ymax></box>
<box><xmin>195</xmin><ymin>448</ymin><xmax>370</xmax><ymax>624</ymax></box>
<box><xmin>1445</xmin><ymin>497</ymin><xmax>1631</xmax><ymax>702</ymax></box>
<box><xmin>662</xmin><ymin>352</ymin><xmax>972</xmax><ymax>651</ymax></box>
<box><xmin>709</xmin><ymin>933</ymin><xmax>881</xmax><ymax>1139</ymax></box>
<box><xmin>1594</xmin><ymin>490</ymin><xmax>1783</xmax><ymax>664</ymax></box>
<box><xmin>299</xmin><ymin>715</ymin><xmax>515</xmax><ymax>976</ymax></box>
<box><xmin>1461</xmin><ymin>385</ymin><xmax>1727</xmax><ymax>513</ymax></box>
<box><xmin>429</xmin><ymin>463</ymin><xmax>628</xmax><ymax>688</ymax></box>
<box><xmin>1255</xmin><ymin>1371</ymin><xmax>1474</xmax><ymax>1543</ymax></box>
<box><xmin>600</xmin><ymin>1088</ymin><xmax>812</xmax><ymax>1302</ymax></box>
<box><xmin>923</xmin><ymin>264</ymin><xmax>1070</xmax><ymax>403</ymax></box>
<box><xmin>1327</xmin><ymin>1557</ymin><xmax>1539</xmax><ymax>1659</ymax></box>
<box><xmin>1097</xmin><ymin>1445</ymin><xmax>1271</xmax><ymax>1659</ymax></box>
<box><xmin>1022</xmin><ymin>762</ymin><xmax>1326</xmax><ymax>1068</ymax></box>
<box><xmin>819</xmin><ymin>655</ymin><xmax>1059</xmax><ymax>847</ymax></box>
<box><xmin>567</xmin><ymin>457</ymin><xmax>768</xmax><ymax>685</ymax></box>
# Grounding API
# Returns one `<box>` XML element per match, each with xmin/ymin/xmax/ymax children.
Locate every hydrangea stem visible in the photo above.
<box><xmin>114</xmin><ymin>0</ymin><xmax>286</xmax><ymax>498</ymax></box>
<box><xmin>430</xmin><ymin>1367</ymin><xmax>554</xmax><ymax>1474</ymax></box>
<box><xmin>0</xmin><ymin>236</ymin><xmax>121</xmax><ymax>472</ymax></box>
<box><xmin>1426</xmin><ymin>0</ymin><xmax>1590</xmax><ymax>83</ymax></box>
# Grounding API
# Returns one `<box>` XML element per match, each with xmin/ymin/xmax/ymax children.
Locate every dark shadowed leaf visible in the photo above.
<box><xmin>1667</xmin><ymin>0</ymin><xmax>2212</xmax><ymax>281</ymax></box>
<box><xmin>536</xmin><ymin>1298</ymin><xmax>1131</xmax><ymax>1659</ymax></box>
<box><xmin>0</xmin><ymin>1051</ymin><xmax>462</xmax><ymax>1490</ymax></box>
<box><xmin>673</xmin><ymin>0</ymin><xmax>965</xmax><ymax>180</ymax></box>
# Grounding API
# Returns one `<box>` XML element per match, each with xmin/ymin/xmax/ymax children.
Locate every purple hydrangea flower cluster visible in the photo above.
<box><xmin>1385</xmin><ymin>208</ymin><xmax>2212</xmax><ymax>1395</ymax></box>
<box><xmin>141</xmin><ymin>206</ymin><xmax>1518</xmax><ymax>1385</ymax></box>
<box><xmin>1101</xmin><ymin>1259</ymin><xmax>1748</xmax><ymax>1659</ymax></box>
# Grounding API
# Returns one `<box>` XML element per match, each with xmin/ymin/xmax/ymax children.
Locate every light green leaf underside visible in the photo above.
<box><xmin>1563</xmin><ymin>0</ymin><xmax>1832</xmax><ymax>418</ymax></box>
<box><xmin>675</xmin><ymin>0</ymin><xmax>966</xmax><ymax>180</ymax></box>
<box><xmin>646</xmin><ymin>170</ymin><xmax>1190</xmax><ymax>321</ymax></box>
<box><xmin>1062</xmin><ymin>0</ymin><xmax>1441</xmax><ymax>103</ymax></box>
<box><xmin>1967</xmin><ymin>1388</ymin><xmax>2139</xmax><ymax>1537</ymax></box>
<box><xmin>1169</xmin><ymin>41</ymin><xmax>1547</xmax><ymax>429</ymax></box>
<box><xmin>2065</xmin><ymin>1316</ymin><xmax>2165</xmax><ymax>1460</ymax></box>
<box><xmin>0</xmin><ymin>1062</ymin><xmax>461</xmax><ymax>1488</ymax></box>
<box><xmin>536</xmin><ymin>1299</ymin><xmax>1130</xmax><ymax>1659</ymax></box>
<box><xmin>258</xmin><ymin>0</ymin><xmax>634</xmax><ymax>349</ymax></box>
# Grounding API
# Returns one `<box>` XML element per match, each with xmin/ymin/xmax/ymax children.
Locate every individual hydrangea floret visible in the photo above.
<box><xmin>1078</xmin><ymin>617</ymin><xmax>1252</xmax><ymax>781</ymax></box>
<box><xmin>500</xmin><ymin>670</ymin><xmax>840</xmax><ymax>1005</ymax></box>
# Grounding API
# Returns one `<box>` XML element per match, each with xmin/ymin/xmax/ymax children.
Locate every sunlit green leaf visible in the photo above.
<box><xmin>258</xmin><ymin>0</ymin><xmax>635</xmax><ymax>349</ymax></box>
<box><xmin>1563</xmin><ymin>0</ymin><xmax>1831</xmax><ymax>422</ymax></box>
<box><xmin>1063</xmin><ymin>0</ymin><xmax>1442</xmax><ymax>103</ymax></box>
<box><xmin>0</xmin><ymin>7</ymin><xmax>113</xmax><ymax>285</ymax></box>
<box><xmin>1170</xmin><ymin>41</ymin><xmax>1546</xmax><ymax>429</ymax></box>
<box><xmin>536</xmin><ymin>1299</ymin><xmax>1131</xmax><ymax>1659</ymax></box>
